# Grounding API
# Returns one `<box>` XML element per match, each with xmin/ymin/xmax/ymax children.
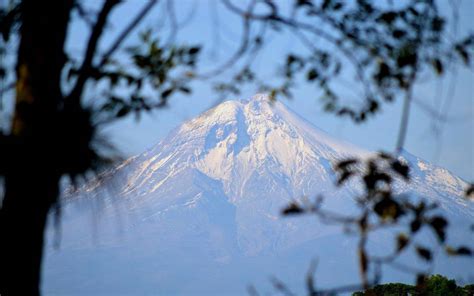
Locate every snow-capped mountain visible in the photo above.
<box><xmin>43</xmin><ymin>94</ymin><xmax>473</xmax><ymax>295</ymax></box>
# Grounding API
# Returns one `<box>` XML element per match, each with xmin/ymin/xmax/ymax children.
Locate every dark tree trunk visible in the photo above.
<box><xmin>0</xmin><ymin>1</ymin><xmax>73</xmax><ymax>294</ymax></box>
<box><xmin>1</xmin><ymin>172</ymin><xmax>59</xmax><ymax>295</ymax></box>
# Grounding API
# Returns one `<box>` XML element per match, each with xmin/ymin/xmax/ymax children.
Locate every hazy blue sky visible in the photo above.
<box><xmin>67</xmin><ymin>0</ymin><xmax>473</xmax><ymax>180</ymax></box>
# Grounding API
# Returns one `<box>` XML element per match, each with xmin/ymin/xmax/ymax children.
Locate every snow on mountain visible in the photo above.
<box><xmin>43</xmin><ymin>94</ymin><xmax>473</xmax><ymax>295</ymax></box>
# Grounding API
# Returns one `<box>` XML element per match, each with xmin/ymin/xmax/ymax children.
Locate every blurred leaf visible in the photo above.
<box><xmin>161</xmin><ymin>88</ymin><xmax>173</xmax><ymax>99</ymax></box>
<box><xmin>397</xmin><ymin>46</ymin><xmax>417</xmax><ymax>68</ymax></box>
<box><xmin>363</xmin><ymin>172</ymin><xmax>391</xmax><ymax>190</ymax></box>
<box><xmin>282</xmin><ymin>202</ymin><xmax>304</xmax><ymax>215</ymax></box>
<box><xmin>374</xmin><ymin>197</ymin><xmax>403</xmax><ymax>221</ymax></box>
<box><xmin>454</xmin><ymin>246</ymin><xmax>472</xmax><ymax>256</ymax></box>
<box><xmin>446</xmin><ymin>246</ymin><xmax>472</xmax><ymax>256</ymax></box>
<box><xmin>368</xmin><ymin>100</ymin><xmax>378</xmax><ymax>113</ymax></box>
<box><xmin>337</xmin><ymin>171</ymin><xmax>353</xmax><ymax>186</ymax></box>
<box><xmin>179</xmin><ymin>86</ymin><xmax>191</xmax><ymax>94</ymax></box>
<box><xmin>465</xmin><ymin>184</ymin><xmax>474</xmax><ymax>198</ymax></box>
<box><xmin>411</xmin><ymin>219</ymin><xmax>421</xmax><ymax>233</ymax></box>
<box><xmin>307</xmin><ymin>68</ymin><xmax>318</xmax><ymax>81</ymax></box>
<box><xmin>428</xmin><ymin>216</ymin><xmax>447</xmax><ymax>243</ymax></box>
<box><xmin>391</xmin><ymin>160</ymin><xmax>409</xmax><ymax>180</ymax></box>
<box><xmin>336</xmin><ymin>159</ymin><xmax>358</xmax><ymax>170</ymax></box>
<box><xmin>378</xmin><ymin>11</ymin><xmax>397</xmax><ymax>24</ymax></box>
<box><xmin>116</xmin><ymin>106</ymin><xmax>130</xmax><ymax>118</ymax></box>
<box><xmin>431</xmin><ymin>17</ymin><xmax>444</xmax><ymax>32</ymax></box>
<box><xmin>321</xmin><ymin>0</ymin><xmax>331</xmax><ymax>10</ymax></box>
<box><xmin>374</xmin><ymin>62</ymin><xmax>390</xmax><ymax>84</ymax></box>
<box><xmin>396</xmin><ymin>233</ymin><xmax>409</xmax><ymax>252</ymax></box>
<box><xmin>295</xmin><ymin>0</ymin><xmax>313</xmax><ymax>8</ymax></box>
<box><xmin>378</xmin><ymin>152</ymin><xmax>392</xmax><ymax>160</ymax></box>
<box><xmin>189</xmin><ymin>46</ymin><xmax>201</xmax><ymax>55</ymax></box>
<box><xmin>392</xmin><ymin>29</ymin><xmax>406</xmax><ymax>39</ymax></box>
<box><xmin>431</xmin><ymin>59</ymin><xmax>443</xmax><ymax>75</ymax></box>
<box><xmin>416</xmin><ymin>246</ymin><xmax>432</xmax><ymax>261</ymax></box>
<box><xmin>455</xmin><ymin>45</ymin><xmax>470</xmax><ymax>65</ymax></box>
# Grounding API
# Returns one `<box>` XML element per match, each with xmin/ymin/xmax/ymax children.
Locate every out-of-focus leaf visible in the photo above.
<box><xmin>337</xmin><ymin>171</ymin><xmax>353</xmax><ymax>186</ymax></box>
<box><xmin>282</xmin><ymin>202</ymin><xmax>304</xmax><ymax>215</ymax></box>
<box><xmin>428</xmin><ymin>216</ymin><xmax>447</xmax><ymax>243</ymax></box>
<box><xmin>396</xmin><ymin>233</ymin><xmax>409</xmax><ymax>252</ymax></box>
<box><xmin>295</xmin><ymin>0</ymin><xmax>313</xmax><ymax>8</ymax></box>
<box><xmin>410</xmin><ymin>219</ymin><xmax>421</xmax><ymax>233</ymax></box>
<box><xmin>431</xmin><ymin>59</ymin><xmax>443</xmax><ymax>75</ymax></box>
<box><xmin>161</xmin><ymin>88</ymin><xmax>173</xmax><ymax>99</ymax></box>
<box><xmin>374</xmin><ymin>197</ymin><xmax>403</xmax><ymax>221</ymax></box>
<box><xmin>391</xmin><ymin>161</ymin><xmax>409</xmax><ymax>180</ymax></box>
<box><xmin>455</xmin><ymin>45</ymin><xmax>470</xmax><ymax>65</ymax></box>
<box><xmin>392</xmin><ymin>29</ymin><xmax>406</xmax><ymax>39</ymax></box>
<box><xmin>189</xmin><ymin>46</ymin><xmax>201</xmax><ymax>55</ymax></box>
<box><xmin>336</xmin><ymin>159</ymin><xmax>358</xmax><ymax>170</ymax></box>
<box><xmin>378</xmin><ymin>11</ymin><xmax>397</xmax><ymax>24</ymax></box>
<box><xmin>116</xmin><ymin>106</ymin><xmax>130</xmax><ymax>118</ymax></box>
<box><xmin>465</xmin><ymin>184</ymin><xmax>474</xmax><ymax>198</ymax></box>
<box><xmin>307</xmin><ymin>68</ymin><xmax>318</xmax><ymax>81</ymax></box>
<box><xmin>446</xmin><ymin>246</ymin><xmax>472</xmax><ymax>256</ymax></box>
<box><xmin>179</xmin><ymin>86</ymin><xmax>191</xmax><ymax>94</ymax></box>
<box><xmin>416</xmin><ymin>246</ymin><xmax>432</xmax><ymax>261</ymax></box>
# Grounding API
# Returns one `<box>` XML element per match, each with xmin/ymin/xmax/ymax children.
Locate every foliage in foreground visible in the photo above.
<box><xmin>282</xmin><ymin>153</ymin><xmax>473</xmax><ymax>294</ymax></box>
<box><xmin>353</xmin><ymin>274</ymin><xmax>474</xmax><ymax>296</ymax></box>
<box><xmin>1</xmin><ymin>0</ymin><xmax>474</xmax><ymax>294</ymax></box>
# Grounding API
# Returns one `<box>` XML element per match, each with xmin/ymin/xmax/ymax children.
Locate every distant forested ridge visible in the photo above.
<box><xmin>353</xmin><ymin>275</ymin><xmax>474</xmax><ymax>296</ymax></box>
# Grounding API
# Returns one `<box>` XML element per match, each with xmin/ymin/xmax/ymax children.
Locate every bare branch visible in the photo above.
<box><xmin>0</xmin><ymin>81</ymin><xmax>14</xmax><ymax>99</ymax></box>
<box><xmin>396</xmin><ymin>72</ymin><xmax>417</xmax><ymax>153</ymax></box>
<box><xmin>198</xmin><ymin>0</ymin><xmax>256</xmax><ymax>79</ymax></box>
<box><xmin>220</xmin><ymin>0</ymin><xmax>375</xmax><ymax>103</ymax></box>
<box><xmin>99</xmin><ymin>0</ymin><xmax>159</xmax><ymax>68</ymax></box>
<box><xmin>270</xmin><ymin>277</ymin><xmax>296</xmax><ymax>296</ymax></box>
<box><xmin>74</xmin><ymin>2</ymin><xmax>95</xmax><ymax>27</ymax></box>
<box><xmin>68</xmin><ymin>0</ymin><xmax>121</xmax><ymax>105</ymax></box>
<box><xmin>164</xmin><ymin>0</ymin><xmax>178</xmax><ymax>46</ymax></box>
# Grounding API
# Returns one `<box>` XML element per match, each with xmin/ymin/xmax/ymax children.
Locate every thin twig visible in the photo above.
<box><xmin>68</xmin><ymin>0</ymin><xmax>121</xmax><ymax>104</ymax></box>
<box><xmin>221</xmin><ymin>0</ymin><xmax>375</xmax><ymax>102</ymax></box>
<box><xmin>74</xmin><ymin>2</ymin><xmax>95</xmax><ymax>27</ymax></box>
<box><xmin>395</xmin><ymin>72</ymin><xmax>416</xmax><ymax>153</ymax></box>
<box><xmin>99</xmin><ymin>0</ymin><xmax>159</xmax><ymax>68</ymax></box>
<box><xmin>198</xmin><ymin>0</ymin><xmax>256</xmax><ymax>79</ymax></box>
<box><xmin>0</xmin><ymin>82</ymin><xmax>14</xmax><ymax>104</ymax></box>
<box><xmin>164</xmin><ymin>0</ymin><xmax>178</xmax><ymax>46</ymax></box>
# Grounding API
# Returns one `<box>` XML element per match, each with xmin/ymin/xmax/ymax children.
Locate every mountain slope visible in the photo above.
<box><xmin>43</xmin><ymin>94</ymin><xmax>473</xmax><ymax>295</ymax></box>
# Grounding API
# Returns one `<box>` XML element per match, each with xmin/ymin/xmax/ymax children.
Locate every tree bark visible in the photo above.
<box><xmin>0</xmin><ymin>1</ymin><xmax>73</xmax><ymax>294</ymax></box>
<box><xmin>1</xmin><ymin>172</ymin><xmax>59</xmax><ymax>295</ymax></box>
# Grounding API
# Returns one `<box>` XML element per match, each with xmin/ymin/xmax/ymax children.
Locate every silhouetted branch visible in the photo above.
<box><xmin>68</xmin><ymin>0</ymin><xmax>121</xmax><ymax>104</ymax></box>
<box><xmin>282</xmin><ymin>151</ymin><xmax>473</xmax><ymax>295</ymax></box>
<box><xmin>396</xmin><ymin>71</ymin><xmax>417</xmax><ymax>152</ymax></box>
<box><xmin>198</xmin><ymin>0</ymin><xmax>255</xmax><ymax>78</ymax></box>
<box><xmin>220</xmin><ymin>0</ymin><xmax>377</xmax><ymax>116</ymax></box>
<box><xmin>99</xmin><ymin>0</ymin><xmax>159</xmax><ymax>68</ymax></box>
<box><xmin>164</xmin><ymin>0</ymin><xmax>178</xmax><ymax>45</ymax></box>
<box><xmin>0</xmin><ymin>81</ymin><xmax>14</xmax><ymax>98</ymax></box>
<box><xmin>271</xmin><ymin>277</ymin><xmax>297</xmax><ymax>296</ymax></box>
<box><xmin>74</xmin><ymin>2</ymin><xmax>95</xmax><ymax>27</ymax></box>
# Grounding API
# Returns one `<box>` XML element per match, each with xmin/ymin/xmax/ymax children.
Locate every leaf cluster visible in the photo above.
<box><xmin>282</xmin><ymin>152</ymin><xmax>473</xmax><ymax>293</ymax></box>
<box><xmin>221</xmin><ymin>0</ymin><xmax>474</xmax><ymax>122</ymax></box>
<box><xmin>65</xmin><ymin>29</ymin><xmax>200</xmax><ymax>124</ymax></box>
